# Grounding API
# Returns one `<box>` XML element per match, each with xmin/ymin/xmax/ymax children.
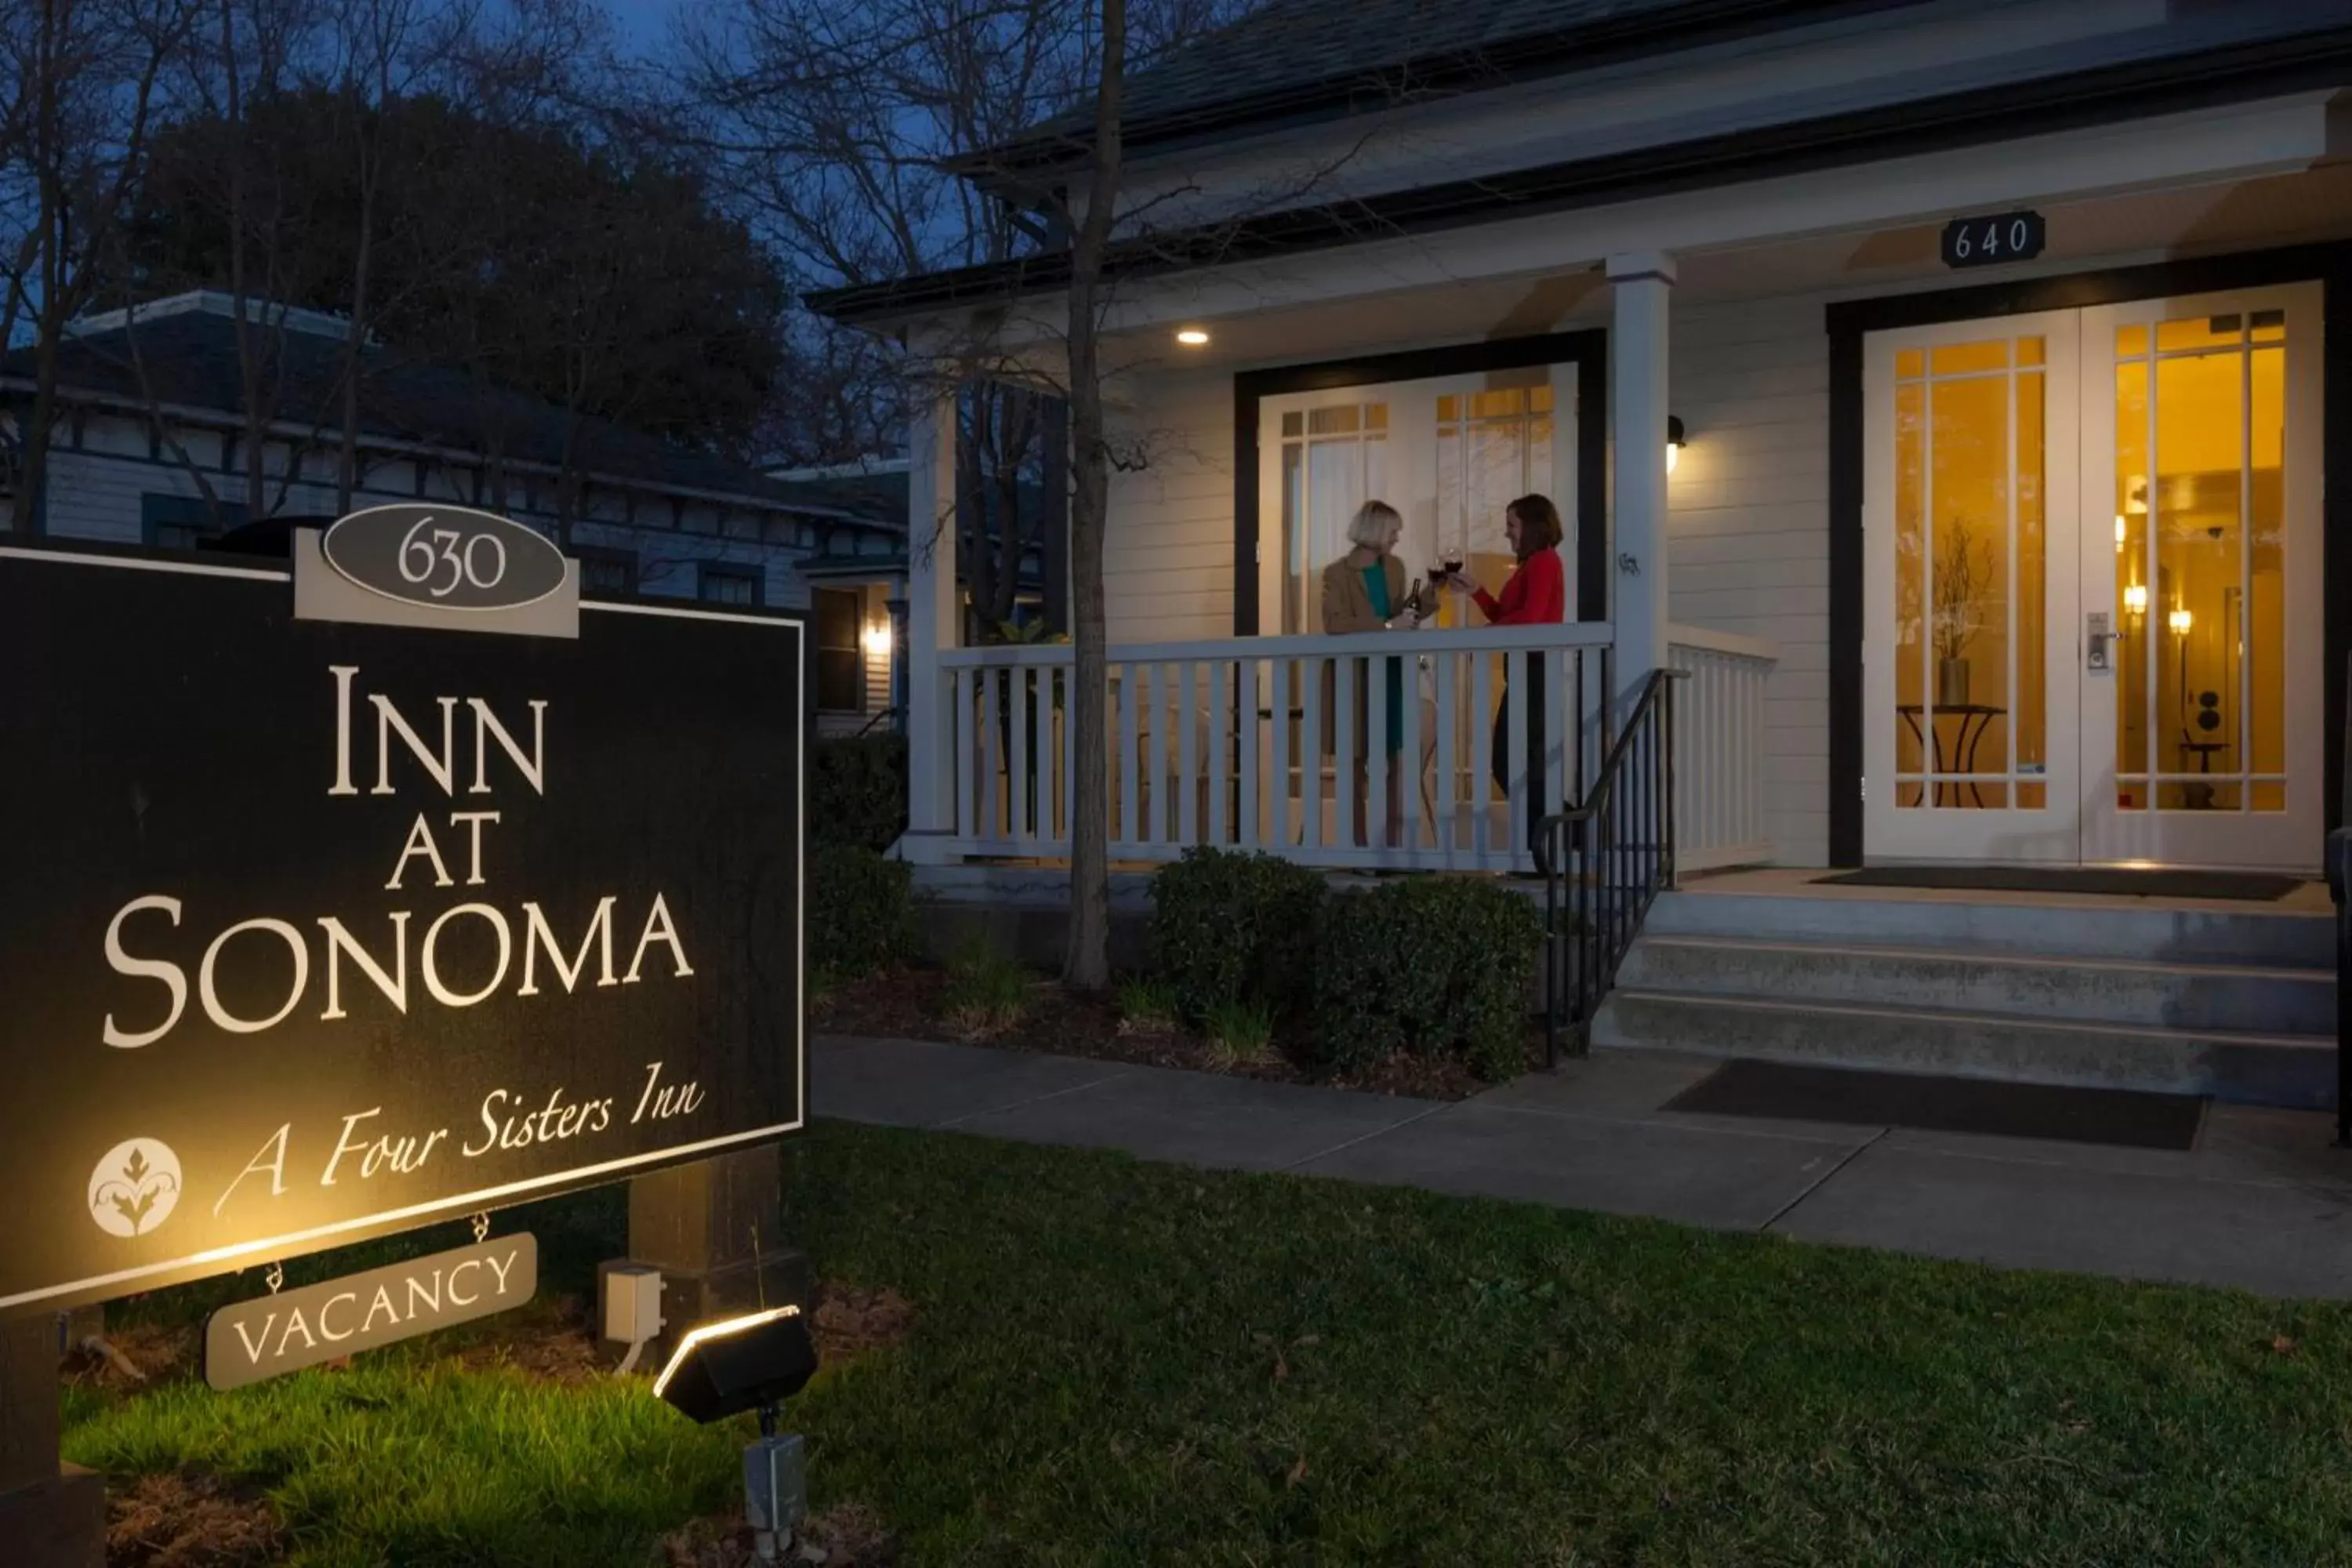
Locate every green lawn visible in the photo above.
<box><xmin>66</xmin><ymin>1120</ymin><xmax>2352</xmax><ymax>1566</ymax></box>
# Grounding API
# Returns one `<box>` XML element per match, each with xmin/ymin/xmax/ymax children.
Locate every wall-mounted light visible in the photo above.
<box><xmin>2169</xmin><ymin>608</ymin><xmax>2194</xmax><ymax>636</ymax></box>
<box><xmin>1175</xmin><ymin>327</ymin><xmax>1210</xmax><ymax>347</ymax></box>
<box><xmin>2123</xmin><ymin>583</ymin><xmax>2148</xmax><ymax>616</ymax></box>
<box><xmin>2114</xmin><ymin>515</ymin><xmax>2127</xmax><ymax>552</ymax></box>
<box><xmin>1665</xmin><ymin>415</ymin><xmax>1686</xmax><ymax>474</ymax></box>
<box><xmin>862</xmin><ymin>622</ymin><xmax>893</xmax><ymax>658</ymax></box>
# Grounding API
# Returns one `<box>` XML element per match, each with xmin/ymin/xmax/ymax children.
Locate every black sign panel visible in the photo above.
<box><xmin>1940</xmin><ymin>210</ymin><xmax>2045</xmax><ymax>270</ymax></box>
<box><xmin>0</xmin><ymin>547</ymin><xmax>804</xmax><ymax>1316</ymax></box>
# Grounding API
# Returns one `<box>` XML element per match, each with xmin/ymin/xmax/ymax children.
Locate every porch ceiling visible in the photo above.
<box><xmin>1093</xmin><ymin>158</ymin><xmax>2352</xmax><ymax>382</ymax></box>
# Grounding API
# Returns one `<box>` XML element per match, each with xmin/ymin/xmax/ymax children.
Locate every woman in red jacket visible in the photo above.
<box><xmin>1438</xmin><ymin>494</ymin><xmax>1566</xmax><ymax>871</ymax></box>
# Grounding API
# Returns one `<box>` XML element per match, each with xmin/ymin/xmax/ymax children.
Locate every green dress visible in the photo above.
<box><xmin>1362</xmin><ymin>567</ymin><xmax>1406</xmax><ymax>757</ymax></box>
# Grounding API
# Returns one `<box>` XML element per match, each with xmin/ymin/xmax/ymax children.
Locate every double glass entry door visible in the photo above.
<box><xmin>1863</xmin><ymin>284</ymin><xmax>2322</xmax><ymax>871</ymax></box>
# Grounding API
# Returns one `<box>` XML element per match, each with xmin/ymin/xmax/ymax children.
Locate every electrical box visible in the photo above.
<box><xmin>599</xmin><ymin>1262</ymin><xmax>665</xmax><ymax>1345</ymax></box>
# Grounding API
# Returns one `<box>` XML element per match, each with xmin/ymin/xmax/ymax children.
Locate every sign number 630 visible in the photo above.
<box><xmin>400</xmin><ymin>515</ymin><xmax>508</xmax><ymax>598</ymax></box>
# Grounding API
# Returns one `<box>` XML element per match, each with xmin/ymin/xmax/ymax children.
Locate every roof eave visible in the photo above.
<box><xmin>954</xmin><ymin>0</ymin><xmax>1915</xmax><ymax>190</ymax></box>
<box><xmin>812</xmin><ymin>32</ymin><xmax>2352</xmax><ymax>328</ymax></box>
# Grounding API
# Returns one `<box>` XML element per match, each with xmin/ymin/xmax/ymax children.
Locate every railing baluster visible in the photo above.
<box><xmin>1470</xmin><ymin>651</ymin><xmax>1494</xmax><ymax>862</ymax></box>
<box><xmin>1008</xmin><ymin>666</ymin><xmax>1030</xmax><ymax>847</ymax></box>
<box><xmin>1149</xmin><ymin>661</ymin><xmax>1171</xmax><ymax>846</ymax></box>
<box><xmin>1435</xmin><ymin>649</ymin><xmax>1458</xmax><ymax>863</ymax></box>
<box><xmin>1331</xmin><ymin>653</ymin><xmax>1352</xmax><ymax>857</ymax></box>
<box><xmin>1301</xmin><ymin>655</ymin><xmax>1323</xmax><ymax>852</ymax></box>
<box><xmin>1240</xmin><ymin>659</ymin><xmax>1261</xmax><ymax>848</ymax></box>
<box><xmin>1207</xmin><ymin>659</ymin><xmax>1229</xmax><ymax>848</ymax></box>
<box><xmin>1118</xmin><ymin>662</ymin><xmax>1139</xmax><ymax>850</ymax></box>
<box><xmin>953</xmin><ymin>667</ymin><xmax>975</xmax><ymax>841</ymax></box>
<box><xmin>1272</xmin><ymin>659</ymin><xmax>1292</xmax><ymax>848</ymax></box>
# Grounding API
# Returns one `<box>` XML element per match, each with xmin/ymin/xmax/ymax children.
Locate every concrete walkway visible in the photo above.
<box><xmin>814</xmin><ymin>1036</ymin><xmax>2352</xmax><ymax>1300</ymax></box>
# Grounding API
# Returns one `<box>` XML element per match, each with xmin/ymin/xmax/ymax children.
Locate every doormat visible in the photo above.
<box><xmin>1813</xmin><ymin>866</ymin><xmax>2304</xmax><ymax>901</ymax></box>
<box><xmin>1663</xmin><ymin>1058</ymin><xmax>2205</xmax><ymax>1150</ymax></box>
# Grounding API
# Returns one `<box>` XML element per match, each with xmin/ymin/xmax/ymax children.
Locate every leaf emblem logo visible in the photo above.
<box><xmin>87</xmin><ymin>1138</ymin><xmax>183</xmax><ymax>1239</ymax></box>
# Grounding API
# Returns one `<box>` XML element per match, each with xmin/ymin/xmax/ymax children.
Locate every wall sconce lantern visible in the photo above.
<box><xmin>1665</xmin><ymin>415</ymin><xmax>1686</xmax><ymax>474</ymax></box>
<box><xmin>2123</xmin><ymin>583</ymin><xmax>2148</xmax><ymax>618</ymax></box>
<box><xmin>862</xmin><ymin>622</ymin><xmax>893</xmax><ymax>659</ymax></box>
<box><xmin>2169</xmin><ymin>608</ymin><xmax>2194</xmax><ymax>637</ymax></box>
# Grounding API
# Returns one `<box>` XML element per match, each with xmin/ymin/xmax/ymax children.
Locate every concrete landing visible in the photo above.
<box><xmin>814</xmin><ymin>1035</ymin><xmax>2352</xmax><ymax>1300</ymax></box>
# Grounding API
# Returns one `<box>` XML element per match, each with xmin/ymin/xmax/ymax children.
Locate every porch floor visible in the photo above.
<box><xmin>1679</xmin><ymin>865</ymin><xmax>2332</xmax><ymax>917</ymax></box>
<box><xmin>815</xmin><ymin>1033</ymin><xmax>2352</xmax><ymax>1299</ymax></box>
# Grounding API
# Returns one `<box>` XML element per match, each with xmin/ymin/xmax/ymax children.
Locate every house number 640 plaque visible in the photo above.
<box><xmin>1941</xmin><ymin>210</ymin><xmax>2045</xmax><ymax>270</ymax></box>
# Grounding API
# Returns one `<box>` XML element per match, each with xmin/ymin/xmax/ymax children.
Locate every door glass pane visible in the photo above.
<box><xmin>1894</xmin><ymin>381</ymin><xmax>1926</xmax><ymax>784</ymax></box>
<box><xmin>2155</xmin><ymin>349</ymin><xmax>2242</xmax><ymax>808</ymax></box>
<box><xmin>2016</xmin><ymin>368</ymin><xmax>2046</xmax><ymax>784</ymax></box>
<box><xmin>1933</xmin><ymin>341</ymin><xmax>2009</xmax><ymax>375</ymax></box>
<box><xmin>1436</xmin><ymin>383</ymin><xmax>1555</xmax><ymax>601</ymax></box>
<box><xmin>1930</xmin><ymin>372</ymin><xmax>2009</xmax><ymax>787</ymax></box>
<box><xmin>2116</xmin><ymin>307</ymin><xmax>2285</xmax><ymax>817</ymax></box>
<box><xmin>2250</xmin><ymin>344</ymin><xmax>2285</xmax><ymax>805</ymax></box>
<box><xmin>2114</xmin><ymin>352</ymin><xmax>2150</xmax><ymax>807</ymax></box>
<box><xmin>1891</xmin><ymin>337</ymin><xmax>2047</xmax><ymax>812</ymax></box>
<box><xmin>1278</xmin><ymin>401</ymin><xmax>1388</xmax><ymax>633</ymax></box>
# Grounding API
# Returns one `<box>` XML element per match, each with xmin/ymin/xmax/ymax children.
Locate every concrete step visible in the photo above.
<box><xmin>1647</xmin><ymin>888</ymin><xmax>2332</xmax><ymax>970</ymax></box>
<box><xmin>1617</xmin><ymin>935</ymin><xmax>2336</xmax><ymax>1036</ymax></box>
<box><xmin>1591</xmin><ymin>989</ymin><xmax>2336</xmax><ymax>1110</ymax></box>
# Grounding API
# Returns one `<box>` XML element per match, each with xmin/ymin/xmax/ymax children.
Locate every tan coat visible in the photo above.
<box><xmin>1316</xmin><ymin>554</ymin><xmax>1409</xmax><ymax>756</ymax></box>
<box><xmin>1319</xmin><ymin>553</ymin><xmax>1407</xmax><ymax>635</ymax></box>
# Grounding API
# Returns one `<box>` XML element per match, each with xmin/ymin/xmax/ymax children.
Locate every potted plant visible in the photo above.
<box><xmin>1933</xmin><ymin>516</ymin><xmax>1991</xmax><ymax>708</ymax></box>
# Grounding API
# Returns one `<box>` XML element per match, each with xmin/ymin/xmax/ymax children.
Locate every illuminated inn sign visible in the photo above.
<box><xmin>0</xmin><ymin>509</ymin><xmax>806</xmax><ymax>1319</ymax></box>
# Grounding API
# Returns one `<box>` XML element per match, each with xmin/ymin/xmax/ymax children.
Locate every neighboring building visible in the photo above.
<box><xmin>765</xmin><ymin>454</ymin><xmax>1057</xmax><ymax>733</ymax></box>
<box><xmin>0</xmin><ymin>291</ymin><xmax>908</xmax><ymax>735</ymax></box>
<box><xmin>816</xmin><ymin>0</ymin><xmax>2352</xmax><ymax>883</ymax></box>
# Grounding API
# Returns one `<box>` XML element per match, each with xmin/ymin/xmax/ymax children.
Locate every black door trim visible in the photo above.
<box><xmin>1824</xmin><ymin>243</ymin><xmax>2352</xmax><ymax>867</ymax></box>
<box><xmin>1232</xmin><ymin>327</ymin><xmax>1611</xmax><ymax>635</ymax></box>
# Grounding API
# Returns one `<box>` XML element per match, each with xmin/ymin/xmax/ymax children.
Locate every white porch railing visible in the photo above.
<box><xmin>1667</xmin><ymin>626</ymin><xmax>1778</xmax><ymax>872</ymax></box>
<box><xmin>923</xmin><ymin>622</ymin><xmax>1775</xmax><ymax>876</ymax></box>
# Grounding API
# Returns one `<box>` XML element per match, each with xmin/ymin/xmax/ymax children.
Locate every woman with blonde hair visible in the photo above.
<box><xmin>1319</xmin><ymin>499</ymin><xmax>1425</xmax><ymax>848</ymax></box>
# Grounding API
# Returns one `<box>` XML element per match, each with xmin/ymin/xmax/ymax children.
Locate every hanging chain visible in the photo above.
<box><xmin>471</xmin><ymin>1211</ymin><xmax>491</xmax><ymax>1245</ymax></box>
<box><xmin>264</xmin><ymin>1261</ymin><xmax>283</xmax><ymax>1295</ymax></box>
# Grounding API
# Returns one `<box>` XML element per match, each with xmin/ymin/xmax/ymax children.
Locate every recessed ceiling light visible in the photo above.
<box><xmin>1175</xmin><ymin>328</ymin><xmax>1210</xmax><ymax>346</ymax></box>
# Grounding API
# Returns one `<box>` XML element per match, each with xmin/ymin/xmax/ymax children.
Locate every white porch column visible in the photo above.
<box><xmin>1606</xmin><ymin>251</ymin><xmax>1675</xmax><ymax>702</ymax></box>
<box><xmin>902</xmin><ymin>385</ymin><xmax>959</xmax><ymax>860</ymax></box>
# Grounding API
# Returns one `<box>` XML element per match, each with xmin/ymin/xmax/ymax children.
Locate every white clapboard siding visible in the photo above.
<box><xmin>1668</xmin><ymin>296</ymin><xmax>1830</xmax><ymax>868</ymax></box>
<box><xmin>1104</xmin><ymin>371</ymin><xmax>1236</xmax><ymax>645</ymax></box>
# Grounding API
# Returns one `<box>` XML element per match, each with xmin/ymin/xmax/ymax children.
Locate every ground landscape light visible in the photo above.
<box><xmin>652</xmin><ymin>1303</ymin><xmax>818</xmax><ymax>1425</ymax></box>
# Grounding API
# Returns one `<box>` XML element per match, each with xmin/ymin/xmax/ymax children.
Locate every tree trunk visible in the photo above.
<box><xmin>1062</xmin><ymin>0</ymin><xmax>1125</xmax><ymax>993</ymax></box>
<box><xmin>338</xmin><ymin>165</ymin><xmax>375</xmax><ymax>514</ymax></box>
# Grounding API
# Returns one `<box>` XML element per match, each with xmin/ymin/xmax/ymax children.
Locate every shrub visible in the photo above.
<box><xmin>811</xmin><ymin>735</ymin><xmax>909</xmax><ymax>852</ymax></box>
<box><xmin>1147</xmin><ymin>848</ymin><xmax>1328</xmax><ymax>1025</ymax></box>
<box><xmin>1203</xmin><ymin>1000</ymin><xmax>1276</xmax><ymax>1071</ymax></box>
<box><xmin>941</xmin><ymin>939</ymin><xmax>1033</xmax><ymax>1037</ymax></box>
<box><xmin>808</xmin><ymin>843</ymin><xmax>914</xmax><ymax>981</ymax></box>
<box><xmin>1308</xmin><ymin>878</ymin><xmax>1542</xmax><ymax>1080</ymax></box>
<box><xmin>1116</xmin><ymin>978</ymin><xmax>1181</xmax><ymax>1034</ymax></box>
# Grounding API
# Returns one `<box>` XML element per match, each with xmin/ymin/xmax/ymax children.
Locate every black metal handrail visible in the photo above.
<box><xmin>1538</xmin><ymin>667</ymin><xmax>1683</xmax><ymax>1066</ymax></box>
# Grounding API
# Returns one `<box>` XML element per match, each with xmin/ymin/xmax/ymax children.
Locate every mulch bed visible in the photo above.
<box><xmin>107</xmin><ymin>1470</ymin><xmax>284</xmax><ymax>1568</ymax></box>
<box><xmin>813</xmin><ymin>964</ymin><xmax>1544</xmax><ymax>1102</ymax></box>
